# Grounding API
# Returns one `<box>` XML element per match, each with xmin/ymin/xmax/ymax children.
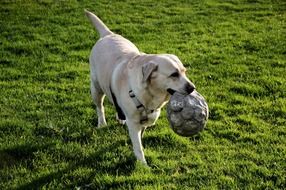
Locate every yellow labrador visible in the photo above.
<box><xmin>85</xmin><ymin>10</ymin><xmax>195</xmax><ymax>164</ymax></box>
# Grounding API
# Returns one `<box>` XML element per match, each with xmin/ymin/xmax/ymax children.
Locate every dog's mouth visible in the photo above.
<box><xmin>167</xmin><ymin>88</ymin><xmax>176</xmax><ymax>95</ymax></box>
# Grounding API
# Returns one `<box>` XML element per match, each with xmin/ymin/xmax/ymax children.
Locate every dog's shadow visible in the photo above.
<box><xmin>81</xmin><ymin>137</ymin><xmax>137</xmax><ymax>175</ymax></box>
<box><xmin>0</xmin><ymin>143</ymin><xmax>54</xmax><ymax>169</ymax></box>
<box><xmin>4</xmin><ymin>116</ymin><xmax>190</xmax><ymax>189</ymax></box>
<box><xmin>11</xmin><ymin>132</ymin><xmax>137</xmax><ymax>189</ymax></box>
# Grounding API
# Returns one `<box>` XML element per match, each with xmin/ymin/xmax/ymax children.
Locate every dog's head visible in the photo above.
<box><xmin>142</xmin><ymin>54</ymin><xmax>195</xmax><ymax>95</ymax></box>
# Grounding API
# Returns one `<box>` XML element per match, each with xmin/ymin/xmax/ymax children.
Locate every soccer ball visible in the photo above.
<box><xmin>166</xmin><ymin>90</ymin><xmax>209</xmax><ymax>137</ymax></box>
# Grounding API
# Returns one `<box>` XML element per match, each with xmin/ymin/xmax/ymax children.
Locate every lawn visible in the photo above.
<box><xmin>0</xmin><ymin>0</ymin><xmax>285</xmax><ymax>189</ymax></box>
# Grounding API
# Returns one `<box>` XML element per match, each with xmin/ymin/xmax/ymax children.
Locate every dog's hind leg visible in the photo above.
<box><xmin>91</xmin><ymin>80</ymin><xmax>107</xmax><ymax>127</ymax></box>
<box><xmin>116</xmin><ymin>114</ymin><xmax>126</xmax><ymax>125</ymax></box>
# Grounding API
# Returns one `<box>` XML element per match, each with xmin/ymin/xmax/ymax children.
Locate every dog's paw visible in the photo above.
<box><xmin>97</xmin><ymin>118</ymin><xmax>107</xmax><ymax>128</ymax></box>
<box><xmin>117</xmin><ymin>118</ymin><xmax>126</xmax><ymax>125</ymax></box>
<box><xmin>116</xmin><ymin>114</ymin><xmax>126</xmax><ymax>125</ymax></box>
<box><xmin>135</xmin><ymin>159</ymin><xmax>150</xmax><ymax>169</ymax></box>
<box><xmin>97</xmin><ymin>122</ymin><xmax>107</xmax><ymax>128</ymax></box>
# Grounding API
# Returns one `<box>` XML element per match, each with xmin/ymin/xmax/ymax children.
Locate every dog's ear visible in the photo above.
<box><xmin>142</xmin><ymin>62</ymin><xmax>158</xmax><ymax>82</ymax></box>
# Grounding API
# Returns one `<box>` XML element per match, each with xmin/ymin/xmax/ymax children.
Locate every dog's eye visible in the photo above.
<box><xmin>170</xmin><ymin>72</ymin><xmax>179</xmax><ymax>78</ymax></box>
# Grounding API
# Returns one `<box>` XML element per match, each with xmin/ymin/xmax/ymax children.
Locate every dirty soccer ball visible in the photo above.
<box><xmin>167</xmin><ymin>90</ymin><xmax>209</xmax><ymax>137</ymax></box>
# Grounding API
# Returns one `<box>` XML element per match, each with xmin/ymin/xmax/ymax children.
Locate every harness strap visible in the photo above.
<box><xmin>128</xmin><ymin>54</ymin><xmax>153</xmax><ymax>124</ymax></box>
<box><xmin>129</xmin><ymin>90</ymin><xmax>152</xmax><ymax>124</ymax></box>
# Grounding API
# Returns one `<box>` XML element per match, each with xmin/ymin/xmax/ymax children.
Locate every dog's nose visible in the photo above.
<box><xmin>185</xmin><ymin>83</ymin><xmax>195</xmax><ymax>94</ymax></box>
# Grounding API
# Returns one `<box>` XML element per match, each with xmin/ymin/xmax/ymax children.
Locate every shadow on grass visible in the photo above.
<box><xmin>0</xmin><ymin>143</ymin><xmax>55</xmax><ymax>169</ymax></box>
<box><xmin>143</xmin><ymin>132</ymin><xmax>189</xmax><ymax>151</ymax></box>
<box><xmin>15</xmin><ymin>139</ymin><xmax>136</xmax><ymax>189</ymax></box>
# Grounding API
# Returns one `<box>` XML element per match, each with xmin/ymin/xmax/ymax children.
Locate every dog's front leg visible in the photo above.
<box><xmin>126</xmin><ymin>120</ymin><xmax>147</xmax><ymax>165</ymax></box>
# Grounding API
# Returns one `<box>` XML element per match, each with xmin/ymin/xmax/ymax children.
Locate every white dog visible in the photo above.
<box><xmin>85</xmin><ymin>10</ymin><xmax>195</xmax><ymax>164</ymax></box>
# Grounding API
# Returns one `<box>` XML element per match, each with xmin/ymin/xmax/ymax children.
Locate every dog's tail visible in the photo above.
<box><xmin>85</xmin><ymin>10</ymin><xmax>113</xmax><ymax>38</ymax></box>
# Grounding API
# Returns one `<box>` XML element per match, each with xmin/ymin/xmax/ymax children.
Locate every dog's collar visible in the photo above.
<box><xmin>129</xmin><ymin>90</ymin><xmax>153</xmax><ymax>124</ymax></box>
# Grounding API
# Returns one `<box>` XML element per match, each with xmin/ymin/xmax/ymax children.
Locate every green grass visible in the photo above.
<box><xmin>0</xmin><ymin>0</ymin><xmax>285</xmax><ymax>189</ymax></box>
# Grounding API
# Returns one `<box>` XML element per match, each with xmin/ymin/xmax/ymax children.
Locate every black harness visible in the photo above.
<box><xmin>110</xmin><ymin>87</ymin><xmax>153</xmax><ymax>124</ymax></box>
